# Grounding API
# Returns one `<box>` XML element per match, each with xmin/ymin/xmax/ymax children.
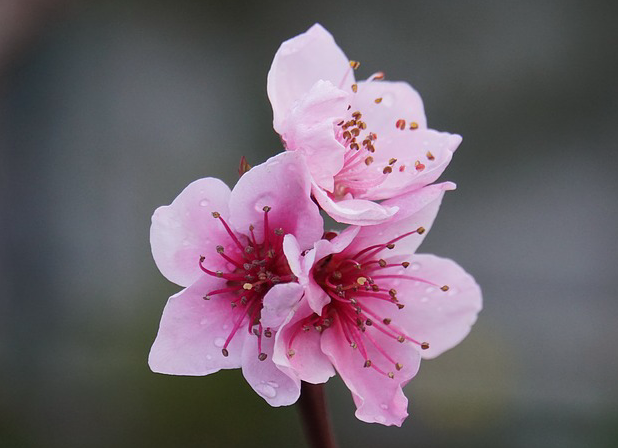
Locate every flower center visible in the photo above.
<box><xmin>199</xmin><ymin>206</ymin><xmax>296</xmax><ymax>361</ymax></box>
<box><xmin>287</xmin><ymin>227</ymin><xmax>449</xmax><ymax>379</ymax></box>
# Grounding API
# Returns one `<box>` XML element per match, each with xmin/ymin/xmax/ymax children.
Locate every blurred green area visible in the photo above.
<box><xmin>1</xmin><ymin>1</ymin><xmax>617</xmax><ymax>447</ymax></box>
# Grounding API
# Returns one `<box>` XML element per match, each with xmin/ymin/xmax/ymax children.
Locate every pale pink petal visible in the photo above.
<box><xmin>320</xmin><ymin>318</ymin><xmax>421</xmax><ymax>426</ymax></box>
<box><xmin>353</xmin><ymin>80</ymin><xmax>427</xmax><ymax>137</ymax></box>
<box><xmin>241</xmin><ymin>331</ymin><xmax>301</xmax><ymax>406</ymax></box>
<box><xmin>282</xmin><ymin>234</ymin><xmax>303</xmax><ymax>279</ymax></box>
<box><xmin>301</xmin><ymin>227</ymin><xmax>361</xmax><ymax>314</ymax></box>
<box><xmin>261</xmin><ymin>282</ymin><xmax>304</xmax><ymax>330</ymax></box>
<box><xmin>268</xmin><ymin>23</ymin><xmax>353</xmax><ymax>133</ymax></box>
<box><xmin>273</xmin><ymin>300</ymin><xmax>335</xmax><ymax>384</ymax></box>
<box><xmin>390</xmin><ymin>254</ymin><xmax>482</xmax><ymax>359</ymax></box>
<box><xmin>344</xmin><ymin>182</ymin><xmax>455</xmax><ymax>259</ymax></box>
<box><xmin>311</xmin><ymin>182</ymin><xmax>399</xmax><ymax>226</ymax></box>
<box><xmin>150</xmin><ymin>178</ymin><xmax>232</xmax><ymax>287</ymax></box>
<box><xmin>362</xmin><ymin>130</ymin><xmax>462</xmax><ymax>200</ymax></box>
<box><xmin>229</xmin><ymin>151</ymin><xmax>323</xmax><ymax>250</ymax></box>
<box><xmin>149</xmin><ymin>276</ymin><xmax>243</xmax><ymax>375</ymax></box>
<box><xmin>280</xmin><ymin>80</ymin><xmax>349</xmax><ymax>192</ymax></box>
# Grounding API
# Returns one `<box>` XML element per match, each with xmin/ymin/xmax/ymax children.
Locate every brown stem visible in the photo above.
<box><xmin>297</xmin><ymin>382</ymin><xmax>338</xmax><ymax>448</ymax></box>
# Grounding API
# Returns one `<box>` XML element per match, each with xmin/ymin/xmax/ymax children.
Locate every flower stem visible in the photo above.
<box><xmin>297</xmin><ymin>382</ymin><xmax>338</xmax><ymax>448</ymax></box>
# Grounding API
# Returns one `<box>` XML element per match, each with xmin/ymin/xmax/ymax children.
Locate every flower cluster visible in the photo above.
<box><xmin>149</xmin><ymin>24</ymin><xmax>481</xmax><ymax>426</ymax></box>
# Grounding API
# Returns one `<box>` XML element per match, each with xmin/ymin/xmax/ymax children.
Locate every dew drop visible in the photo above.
<box><xmin>255</xmin><ymin>383</ymin><xmax>277</xmax><ymax>399</ymax></box>
<box><xmin>266</xmin><ymin>381</ymin><xmax>280</xmax><ymax>388</ymax></box>
<box><xmin>425</xmin><ymin>286</ymin><xmax>435</xmax><ymax>293</ymax></box>
<box><xmin>214</xmin><ymin>337</ymin><xmax>225</xmax><ymax>348</ymax></box>
<box><xmin>420</xmin><ymin>296</ymin><xmax>429</xmax><ymax>303</ymax></box>
<box><xmin>206</xmin><ymin>355</ymin><xmax>212</xmax><ymax>360</ymax></box>
<box><xmin>199</xmin><ymin>199</ymin><xmax>210</xmax><ymax>207</ymax></box>
<box><xmin>254</xmin><ymin>194</ymin><xmax>275</xmax><ymax>212</ymax></box>
<box><xmin>410</xmin><ymin>262</ymin><xmax>421</xmax><ymax>271</ymax></box>
<box><xmin>380</xmin><ymin>403</ymin><xmax>389</xmax><ymax>410</ymax></box>
<box><xmin>381</xmin><ymin>92</ymin><xmax>395</xmax><ymax>107</ymax></box>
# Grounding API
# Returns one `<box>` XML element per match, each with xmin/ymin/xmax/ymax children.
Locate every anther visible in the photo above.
<box><xmin>351</xmin><ymin>83</ymin><xmax>358</xmax><ymax>93</ymax></box>
<box><xmin>389</xmin><ymin>288</ymin><xmax>397</xmax><ymax>298</ymax></box>
<box><xmin>211</xmin><ymin>212</ymin><xmax>220</xmax><ymax>218</ymax></box>
<box><xmin>221</xmin><ymin>348</ymin><xmax>229</xmax><ymax>357</ymax></box>
<box><xmin>350</xmin><ymin>142</ymin><xmax>359</xmax><ymax>151</ymax></box>
<box><xmin>349</xmin><ymin>60</ymin><xmax>361</xmax><ymax>70</ymax></box>
<box><xmin>441</xmin><ymin>285</ymin><xmax>450</xmax><ymax>292</ymax></box>
<box><xmin>358</xmin><ymin>121</ymin><xmax>367</xmax><ymax>130</ymax></box>
<box><xmin>245</xmin><ymin>246</ymin><xmax>254</xmax><ymax>254</ymax></box>
<box><xmin>389</xmin><ymin>158</ymin><xmax>397</xmax><ymax>165</ymax></box>
<box><xmin>399</xmin><ymin>165</ymin><xmax>406</xmax><ymax>172</ymax></box>
<box><xmin>374</xmin><ymin>97</ymin><xmax>383</xmax><ymax>104</ymax></box>
<box><xmin>421</xmin><ymin>342</ymin><xmax>430</xmax><ymax>350</ymax></box>
<box><xmin>415</xmin><ymin>161</ymin><xmax>426</xmax><ymax>171</ymax></box>
<box><xmin>388</xmin><ymin>372</ymin><xmax>395</xmax><ymax>379</ymax></box>
<box><xmin>264</xmin><ymin>329</ymin><xmax>272</xmax><ymax>338</ymax></box>
<box><xmin>383</xmin><ymin>166</ymin><xmax>393</xmax><ymax>174</ymax></box>
<box><xmin>199</xmin><ymin>255</ymin><xmax>205</xmax><ymax>262</ymax></box>
<box><xmin>216</xmin><ymin>245</ymin><xmax>224</xmax><ymax>253</ymax></box>
<box><xmin>356</xmin><ymin>277</ymin><xmax>368</xmax><ymax>285</ymax></box>
<box><xmin>371</xmin><ymin>284</ymin><xmax>380</xmax><ymax>292</ymax></box>
<box><xmin>365</xmin><ymin>319</ymin><xmax>373</xmax><ymax>326</ymax></box>
<box><xmin>397</xmin><ymin>335</ymin><xmax>405</xmax><ymax>343</ymax></box>
<box><xmin>417</xmin><ymin>227</ymin><xmax>426</xmax><ymax>234</ymax></box>
<box><xmin>386</xmin><ymin>243</ymin><xmax>395</xmax><ymax>249</ymax></box>
<box><xmin>258</xmin><ymin>353</ymin><xmax>268</xmax><ymax>361</ymax></box>
<box><xmin>373</xmin><ymin>72</ymin><xmax>385</xmax><ymax>80</ymax></box>
<box><xmin>332</xmin><ymin>271</ymin><xmax>342</xmax><ymax>280</ymax></box>
<box><xmin>383</xmin><ymin>318</ymin><xmax>391</xmax><ymax>325</ymax></box>
<box><xmin>274</xmin><ymin>228</ymin><xmax>284</xmax><ymax>235</ymax></box>
<box><xmin>351</xmin><ymin>128</ymin><xmax>360</xmax><ymax>137</ymax></box>
<box><xmin>343</xmin><ymin>131</ymin><xmax>352</xmax><ymax>140</ymax></box>
<box><xmin>395</xmin><ymin>363</ymin><xmax>403</xmax><ymax>371</ymax></box>
<box><xmin>426</xmin><ymin>151</ymin><xmax>435</xmax><ymax>161</ymax></box>
<box><xmin>410</xmin><ymin>122</ymin><xmax>419</xmax><ymax>130</ymax></box>
<box><xmin>262</xmin><ymin>205</ymin><xmax>271</xmax><ymax>212</ymax></box>
<box><xmin>243</xmin><ymin>283</ymin><xmax>253</xmax><ymax>290</ymax></box>
<box><xmin>203</xmin><ymin>295</ymin><xmax>210</xmax><ymax>300</ymax></box>
<box><xmin>288</xmin><ymin>349</ymin><xmax>295</xmax><ymax>358</ymax></box>
<box><xmin>364</xmin><ymin>360</ymin><xmax>372</xmax><ymax>368</ymax></box>
<box><xmin>402</xmin><ymin>262</ymin><xmax>410</xmax><ymax>268</ymax></box>
<box><xmin>216</xmin><ymin>271</ymin><xmax>223</xmax><ymax>277</ymax></box>
<box><xmin>350</xmin><ymin>342</ymin><xmax>357</xmax><ymax>349</ymax></box>
<box><xmin>378</xmin><ymin>259</ymin><xmax>387</xmax><ymax>267</ymax></box>
<box><xmin>365</xmin><ymin>156</ymin><xmax>374</xmax><ymax>166</ymax></box>
<box><xmin>397</xmin><ymin>304</ymin><xmax>405</xmax><ymax>310</ymax></box>
<box><xmin>396</xmin><ymin>119</ymin><xmax>406</xmax><ymax>130</ymax></box>
<box><xmin>352</xmin><ymin>111</ymin><xmax>362</xmax><ymax>119</ymax></box>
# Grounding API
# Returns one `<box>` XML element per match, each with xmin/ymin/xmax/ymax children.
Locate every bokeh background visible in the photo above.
<box><xmin>2</xmin><ymin>1</ymin><xmax>617</xmax><ymax>447</ymax></box>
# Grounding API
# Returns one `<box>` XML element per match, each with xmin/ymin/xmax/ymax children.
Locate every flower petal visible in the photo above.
<box><xmin>362</xmin><ymin>129</ymin><xmax>462</xmax><ymax>200</ymax></box>
<box><xmin>353</xmin><ymin>80</ymin><xmax>427</xmax><ymax>136</ymax></box>
<box><xmin>241</xmin><ymin>331</ymin><xmax>301</xmax><ymax>407</ymax></box>
<box><xmin>229</xmin><ymin>151</ymin><xmax>323</xmax><ymax>250</ymax></box>
<box><xmin>344</xmin><ymin>182</ymin><xmax>455</xmax><ymax>259</ymax></box>
<box><xmin>391</xmin><ymin>254</ymin><xmax>482</xmax><ymax>359</ymax></box>
<box><xmin>312</xmin><ymin>182</ymin><xmax>399</xmax><ymax>226</ymax></box>
<box><xmin>268</xmin><ymin>23</ymin><xmax>353</xmax><ymax>133</ymax></box>
<box><xmin>148</xmin><ymin>276</ymin><xmax>244</xmax><ymax>375</ymax></box>
<box><xmin>321</xmin><ymin>318</ymin><xmax>421</xmax><ymax>426</ymax></box>
<box><xmin>273</xmin><ymin>300</ymin><xmax>336</xmax><ymax>384</ymax></box>
<box><xmin>150</xmin><ymin>178</ymin><xmax>232</xmax><ymax>287</ymax></box>
<box><xmin>260</xmin><ymin>282</ymin><xmax>304</xmax><ymax>330</ymax></box>
<box><xmin>280</xmin><ymin>80</ymin><xmax>349</xmax><ymax>192</ymax></box>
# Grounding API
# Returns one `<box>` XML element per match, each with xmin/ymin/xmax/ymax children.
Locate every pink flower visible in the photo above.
<box><xmin>272</xmin><ymin>182</ymin><xmax>482</xmax><ymax>425</ymax></box>
<box><xmin>148</xmin><ymin>152</ymin><xmax>324</xmax><ymax>406</ymax></box>
<box><xmin>267</xmin><ymin>24</ymin><xmax>462</xmax><ymax>225</ymax></box>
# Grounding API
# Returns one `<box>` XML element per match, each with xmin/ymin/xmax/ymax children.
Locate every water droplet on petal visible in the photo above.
<box><xmin>380</xmin><ymin>403</ymin><xmax>389</xmax><ymax>410</ymax></box>
<box><xmin>255</xmin><ymin>383</ymin><xmax>277</xmax><ymax>399</ymax></box>
<box><xmin>214</xmin><ymin>337</ymin><xmax>225</xmax><ymax>348</ymax></box>
<box><xmin>425</xmin><ymin>286</ymin><xmax>435</xmax><ymax>293</ymax></box>
<box><xmin>420</xmin><ymin>296</ymin><xmax>429</xmax><ymax>303</ymax></box>
<box><xmin>410</xmin><ymin>262</ymin><xmax>421</xmax><ymax>271</ymax></box>
<box><xmin>206</xmin><ymin>355</ymin><xmax>212</xmax><ymax>360</ymax></box>
<box><xmin>266</xmin><ymin>381</ymin><xmax>280</xmax><ymax>388</ymax></box>
<box><xmin>254</xmin><ymin>194</ymin><xmax>275</xmax><ymax>212</ymax></box>
<box><xmin>199</xmin><ymin>199</ymin><xmax>209</xmax><ymax>207</ymax></box>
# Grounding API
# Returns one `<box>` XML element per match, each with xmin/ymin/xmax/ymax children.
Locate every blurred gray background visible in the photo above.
<box><xmin>1</xmin><ymin>1</ymin><xmax>617</xmax><ymax>447</ymax></box>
